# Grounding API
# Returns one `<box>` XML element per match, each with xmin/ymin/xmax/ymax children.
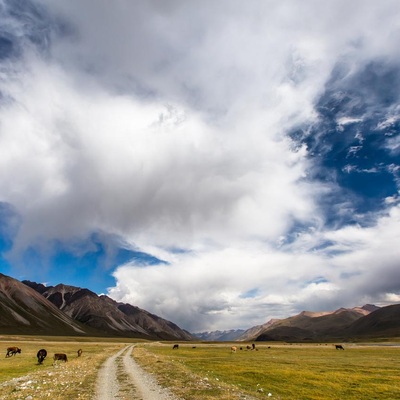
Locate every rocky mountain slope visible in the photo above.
<box><xmin>0</xmin><ymin>273</ymin><xmax>192</xmax><ymax>339</ymax></box>
<box><xmin>237</xmin><ymin>319</ymin><xmax>281</xmax><ymax>342</ymax></box>
<box><xmin>23</xmin><ymin>280</ymin><xmax>192</xmax><ymax>340</ymax></box>
<box><xmin>0</xmin><ymin>273</ymin><xmax>92</xmax><ymax>336</ymax></box>
<box><xmin>340</xmin><ymin>304</ymin><xmax>400</xmax><ymax>338</ymax></box>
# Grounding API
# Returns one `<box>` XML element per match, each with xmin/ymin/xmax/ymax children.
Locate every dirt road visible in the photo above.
<box><xmin>94</xmin><ymin>345</ymin><xmax>179</xmax><ymax>400</ymax></box>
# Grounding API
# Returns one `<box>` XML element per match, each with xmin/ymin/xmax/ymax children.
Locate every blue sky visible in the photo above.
<box><xmin>0</xmin><ymin>0</ymin><xmax>399</xmax><ymax>331</ymax></box>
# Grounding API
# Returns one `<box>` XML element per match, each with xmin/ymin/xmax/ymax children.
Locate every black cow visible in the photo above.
<box><xmin>172</xmin><ymin>344</ymin><xmax>179</xmax><ymax>350</ymax></box>
<box><xmin>6</xmin><ymin>347</ymin><xmax>21</xmax><ymax>357</ymax></box>
<box><xmin>335</xmin><ymin>345</ymin><xmax>345</xmax><ymax>350</ymax></box>
<box><xmin>37</xmin><ymin>349</ymin><xmax>47</xmax><ymax>364</ymax></box>
<box><xmin>77</xmin><ymin>349</ymin><xmax>82</xmax><ymax>357</ymax></box>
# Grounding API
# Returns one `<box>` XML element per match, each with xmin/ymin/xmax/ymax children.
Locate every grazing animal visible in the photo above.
<box><xmin>172</xmin><ymin>344</ymin><xmax>179</xmax><ymax>350</ymax></box>
<box><xmin>77</xmin><ymin>349</ymin><xmax>82</xmax><ymax>357</ymax></box>
<box><xmin>252</xmin><ymin>343</ymin><xmax>256</xmax><ymax>350</ymax></box>
<box><xmin>335</xmin><ymin>345</ymin><xmax>345</xmax><ymax>350</ymax></box>
<box><xmin>37</xmin><ymin>349</ymin><xmax>47</xmax><ymax>364</ymax></box>
<box><xmin>231</xmin><ymin>346</ymin><xmax>237</xmax><ymax>353</ymax></box>
<box><xmin>6</xmin><ymin>347</ymin><xmax>21</xmax><ymax>357</ymax></box>
<box><xmin>53</xmin><ymin>353</ymin><xmax>68</xmax><ymax>363</ymax></box>
<box><xmin>246</xmin><ymin>345</ymin><xmax>251</xmax><ymax>350</ymax></box>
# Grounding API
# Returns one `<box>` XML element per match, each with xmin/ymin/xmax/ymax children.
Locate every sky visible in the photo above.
<box><xmin>0</xmin><ymin>0</ymin><xmax>399</xmax><ymax>332</ymax></box>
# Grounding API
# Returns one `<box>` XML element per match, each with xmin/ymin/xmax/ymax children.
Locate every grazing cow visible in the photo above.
<box><xmin>37</xmin><ymin>349</ymin><xmax>47</xmax><ymax>364</ymax></box>
<box><xmin>6</xmin><ymin>347</ymin><xmax>21</xmax><ymax>357</ymax></box>
<box><xmin>172</xmin><ymin>344</ymin><xmax>179</xmax><ymax>350</ymax></box>
<box><xmin>246</xmin><ymin>345</ymin><xmax>251</xmax><ymax>350</ymax></box>
<box><xmin>53</xmin><ymin>353</ymin><xmax>68</xmax><ymax>363</ymax></box>
<box><xmin>335</xmin><ymin>345</ymin><xmax>345</xmax><ymax>350</ymax></box>
<box><xmin>231</xmin><ymin>346</ymin><xmax>237</xmax><ymax>353</ymax></box>
<box><xmin>77</xmin><ymin>349</ymin><xmax>82</xmax><ymax>357</ymax></box>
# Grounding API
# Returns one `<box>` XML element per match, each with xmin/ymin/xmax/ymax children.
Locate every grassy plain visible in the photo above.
<box><xmin>0</xmin><ymin>337</ymin><xmax>399</xmax><ymax>399</ymax></box>
<box><xmin>133</xmin><ymin>342</ymin><xmax>400</xmax><ymax>400</ymax></box>
<box><xmin>0</xmin><ymin>335</ymin><xmax>127</xmax><ymax>399</ymax></box>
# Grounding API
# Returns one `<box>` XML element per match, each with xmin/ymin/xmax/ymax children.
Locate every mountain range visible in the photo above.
<box><xmin>193</xmin><ymin>304</ymin><xmax>400</xmax><ymax>342</ymax></box>
<box><xmin>238</xmin><ymin>304</ymin><xmax>400</xmax><ymax>342</ymax></box>
<box><xmin>193</xmin><ymin>329</ymin><xmax>246</xmax><ymax>342</ymax></box>
<box><xmin>1</xmin><ymin>272</ymin><xmax>399</xmax><ymax>341</ymax></box>
<box><xmin>0</xmin><ymin>273</ymin><xmax>192</xmax><ymax>340</ymax></box>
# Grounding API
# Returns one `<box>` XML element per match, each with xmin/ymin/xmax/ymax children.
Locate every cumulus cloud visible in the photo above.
<box><xmin>0</xmin><ymin>56</ymin><xmax>316</xmax><ymax>252</ymax></box>
<box><xmin>110</xmin><ymin>204</ymin><xmax>400</xmax><ymax>331</ymax></box>
<box><xmin>1</xmin><ymin>0</ymin><xmax>400</xmax><ymax>329</ymax></box>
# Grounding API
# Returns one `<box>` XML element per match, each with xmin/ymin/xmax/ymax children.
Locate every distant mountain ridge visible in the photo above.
<box><xmin>2</xmin><ymin>273</ymin><xmax>399</xmax><ymax>341</ymax></box>
<box><xmin>193</xmin><ymin>304</ymin><xmax>400</xmax><ymax>343</ymax></box>
<box><xmin>193</xmin><ymin>329</ymin><xmax>245</xmax><ymax>341</ymax></box>
<box><xmin>237</xmin><ymin>304</ymin><xmax>400</xmax><ymax>342</ymax></box>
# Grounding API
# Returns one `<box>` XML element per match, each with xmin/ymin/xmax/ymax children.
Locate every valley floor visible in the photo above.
<box><xmin>1</xmin><ymin>338</ymin><xmax>399</xmax><ymax>399</ymax></box>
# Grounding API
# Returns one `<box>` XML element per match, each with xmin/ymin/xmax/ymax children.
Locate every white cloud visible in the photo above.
<box><xmin>110</xmin><ymin>205</ymin><xmax>400</xmax><ymax>331</ymax></box>
<box><xmin>0</xmin><ymin>13</ymin><xmax>322</xmax><ymax>253</ymax></box>
<box><xmin>1</xmin><ymin>0</ymin><xmax>400</xmax><ymax>330</ymax></box>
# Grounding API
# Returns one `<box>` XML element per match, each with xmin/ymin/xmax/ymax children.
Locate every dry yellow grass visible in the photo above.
<box><xmin>1</xmin><ymin>338</ymin><xmax>399</xmax><ymax>399</ymax></box>
<box><xmin>133</xmin><ymin>342</ymin><xmax>400</xmax><ymax>400</ymax></box>
<box><xmin>0</xmin><ymin>337</ymin><xmax>125</xmax><ymax>399</ymax></box>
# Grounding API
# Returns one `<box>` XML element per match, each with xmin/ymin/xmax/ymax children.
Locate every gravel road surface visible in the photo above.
<box><xmin>94</xmin><ymin>345</ymin><xmax>180</xmax><ymax>400</ymax></box>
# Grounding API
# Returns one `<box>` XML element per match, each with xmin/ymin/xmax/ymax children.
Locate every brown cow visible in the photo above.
<box><xmin>335</xmin><ymin>345</ymin><xmax>345</xmax><ymax>350</ymax></box>
<box><xmin>172</xmin><ymin>344</ymin><xmax>179</xmax><ymax>349</ymax></box>
<box><xmin>77</xmin><ymin>349</ymin><xmax>82</xmax><ymax>357</ymax></box>
<box><xmin>53</xmin><ymin>353</ymin><xmax>68</xmax><ymax>363</ymax></box>
<box><xmin>6</xmin><ymin>347</ymin><xmax>21</xmax><ymax>357</ymax></box>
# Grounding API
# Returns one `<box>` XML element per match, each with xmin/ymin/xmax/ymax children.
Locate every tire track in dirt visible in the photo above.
<box><xmin>95</xmin><ymin>346</ymin><xmax>128</xmax><ymax>400</ymax></box>
<box><xmin>95</xmin><ymin>345</ymin><xmax>179</xmax><ymax>400</ymax></box>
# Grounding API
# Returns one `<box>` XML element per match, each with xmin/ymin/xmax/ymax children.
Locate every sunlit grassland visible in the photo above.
<box><xmin>0</xmin><ymin>337</ymin><xmax>399</xmax><ymax>399</ymax></box>
<box><xmin>0</xmin><ymin>336</ymin><xmax>127</xmax><ymax>381</ymax></box>
<box><xmin>0</xmin><ymin>335</ymin><xmax>127</xmax><ymax>399</ymax></box>
<box><xmin>134</xmin><ymin>343</ymin><xmax>400</xmax><ymax>400</ymax></box>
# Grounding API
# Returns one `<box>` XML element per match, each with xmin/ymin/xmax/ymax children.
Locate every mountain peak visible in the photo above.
<box><xmin>361</xmin><ymin>304</ymin><xmax>380</xmax><ymax>312</ymax></box>
<box><xmin>24</xmin><ymin>278</ymin><xmax>192</xmax><ymax>340</ymax></box>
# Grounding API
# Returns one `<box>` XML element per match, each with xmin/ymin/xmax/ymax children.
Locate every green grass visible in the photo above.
<box><xmin>134</xmin><ymin>343</ymin><xmax>400</xmax><ymax>400</ymax></box>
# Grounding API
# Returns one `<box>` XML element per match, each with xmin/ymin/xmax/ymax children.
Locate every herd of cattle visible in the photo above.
<box><xmin>5</xmin><ymin>346</ymin><xmax>83</xmax><ymax>364</ymax></box>
<box><xmin>6</xmin><ymin>343</ymin><xmax>345</xmax><ymax>363</ymax></box>
<box><xmin>172</xmin><ymin>343</ymin><xmax>345</xmax><ymax>352</ymax></box>
<box><xmin>230</xmin><ymin>343</ymin><xmax>257</xmax><ymax>352</ymax></box>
